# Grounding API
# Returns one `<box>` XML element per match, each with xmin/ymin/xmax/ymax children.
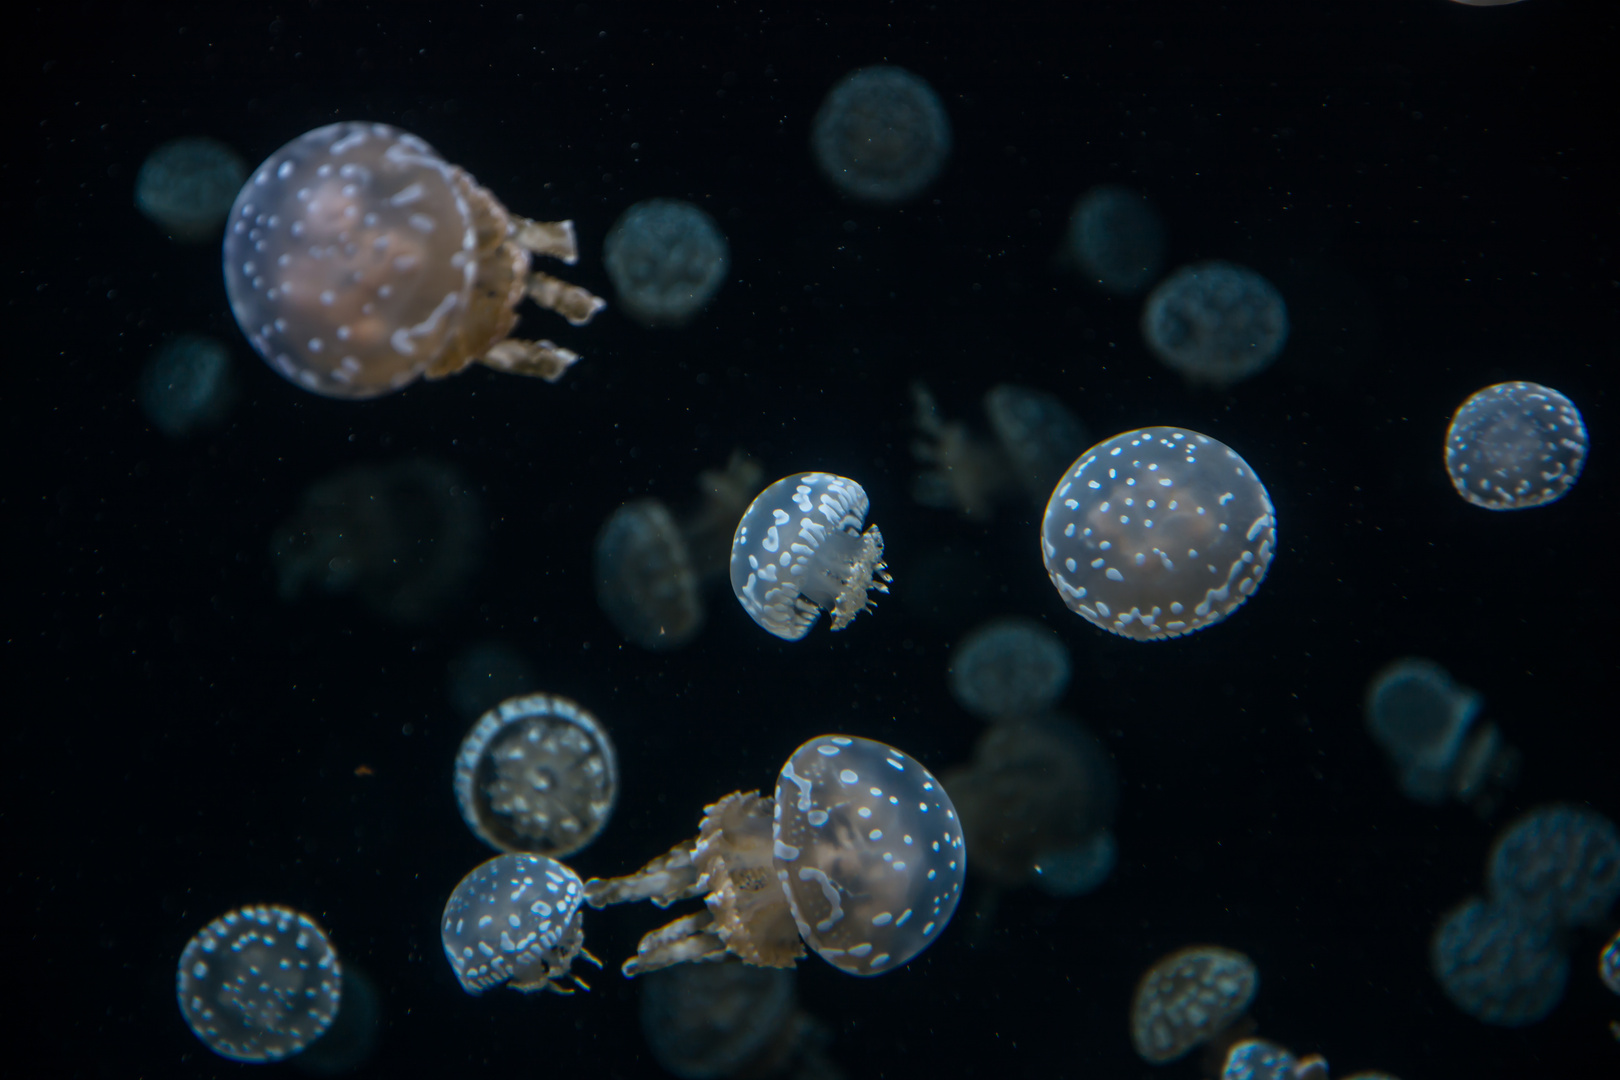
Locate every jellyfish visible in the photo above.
<box><xmin>136</xmin><ymin>136</ymin><xmax>247</xmax><ymax>241</ymax></box>
<box><xmin>1363</xmin><ymin>658</ymin><xmax>1517</xmax><ymax>813</ymax></box>
<box><xmin>1031</xmin><ymin>829</ymin><xmax>1118</xmax><ymax>899</ymax></box>
<box><xmin>1142</xmin><ymin>262</ymin><xmax>1289</xmax><ymax>386</ymax></box>
<box><xmin>984</xmin><ymin>384</ymin><xmax>1089</xmax><ymax>505</ymax></box>
<box><xmin>294</xmin><ymin>963</ymin><xmax>382</xmax><ymax>1077</ymax></box>
<box><xmin>175</xmin><ymin>904</ymin><xmax>342</xmax><ymax>1063</ymax></box>
<box><xmin>603</xmin><ymin>198</ymin><xmax>730</xmax><ymax>327</ymax></box>
<box><xmin>1131</xmin><ymin>945</ymin><xmax>1259</xmax><ymax>1065</ymax></box>
<box><xmin>948</xmin><ymin>617</ymin><xmax>1072</xmax><ymax>722</ymax></box>
<box><xmin>1220</xmin><ymin>1039</ymin><xmax>1330</xmax><ymax>1080</ymax></box>
<box><xmin>1041</xmin><ymin>427</ymin><xmax>1276</xmax><ymax>641</ymax></box>
<box><xmin>585</xmin><ymin>735</ymin><xmax>966</xmax><ymax>979</ymax></box>
<box><xmin>440</xmin><ymin>853</ymin><xmax>598</xmax><ymax>995</ymax></box>
<box><xmin>639</xmin><ymin>961</ymin><xmax>842</xmax><ymax>1080</ymax></box>
<box><xmin>1063</xmin><ymin>185</ymin><xmax>1166</xmax><ymax>295</ymax></box>
<box><xmin>445</xmin><ymin>640</ymin><xmax>537</xmax><ymax>721</ymax></box>
<box><xmin>1487</xmin><ymin>804</ymin><xmax>1620</xmax><ymax>928</ymax></box>
<box><xmin>1600</xmin><ymin>930</ymin><xmax>1620</xmax><ymax>995</ymax></box>
<box><xmin>453</xmin><ymin>693</ymin><xmax>619</xmax><ymax>859</ymax></box>
<box><xmin>729</xmin><ymin>473</ymin><xmax>891</xmax><ymax>641</ymax></box>
<box><xmin>138</xmin><ymin>333</ymin><xmax>237</xmax><ymax>438</ymax></box>
<box><xmin>223</xmin><ymin>121</ymin><xmax>604</xmax><ymax>400</ymax></box>
<box><xmin>811</xmin><ymin>66</ymin><xmax>952</xmax><ymax>205</ymax></box>
<box><xmin>1431</xmin><ymin>895</ymin><xmax>1569</xmax><ymax>1026</ymax></box>
<box><xmin>911</xmin><ymin>382</ymin><xmax>1086</xmax><ymax>520</ymax></box>
<box><xmin>1443</xmin><ymin>382</ymin><xmax>1588</xmax><ymax>510</ymax></box>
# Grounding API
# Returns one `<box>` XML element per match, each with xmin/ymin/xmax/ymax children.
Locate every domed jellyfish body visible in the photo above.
<box><xmin>1041</xmin><ymin>427</ymin><xmax>1276</xmax><ymax>641</ymax></box>
<box><xmin>1600</xmin><ymin>930</ymin><xmax>1620</xmax><ymax>995</ymax></box>
<box><xmin>1364</xmin><ymin>658</ymin><xmax>1483</xmax><ymax>803</ymax></box>
<box><xmin>1444</xmin><ymin>382</ymin><xmax>1587</xmax><ymax>510</ymax></box>
<box><xmin>454</xmin><ymin>693</ymin><xmax>619</xmax><ymax>858</ymax></box>
<box><xmin>1487</xmin><ymin>804</ymin><xmax>1620</xmax><ymax>928</ymax></box>
<box><xmin>595</xmin><ymin>499</ymin><xmax>704</xmax><ymax>650</ymax></box>
<box><xmin>1220</xmin><ymin>1039</ymin><xmax>1303</xmax><ymax>1080</ymax></box>
<box><xmin>984</xmin><ymin>384</ymin><xmax>1088</xmax><ymax>505</ymax></box>
<box><xmin>1065</xmin><ymin>185</ymin><xmax>1166</xmax><ymax>295</ymax></box>
<box><xmin>811</xmin><ymin>66</ymin><xmax>952</xmax><ymax>205</ymax></box>
<box><xmin>440</xmin><ymin>853</ymin><xmax>596</xmax><ymax>995</ymax></box>
<box><xmin>136</xmin><ymin>136</ymin><xmax>246</xmax><ymax>241</ymax></box>
<box><xmin>603</xmin><ymin>198</ymin><xmax>730</xmax><ymax>327</ymax></box>
<box><xmin>1032</xmin><ymin>829</ymin><xmax>1118</xmax><ymax>898</ymax></box>
<box><xmin>175</xmin><ymin>904</ymin><xmax>342</xmax><ymax>1063</ymax></box>
<box><xmin>223</xmin><ymin>122</ymin><xmax>603</xmax><ymax>400</ymax></box>
<box><xmin>1142</xmin><ymin>262</ymin><xmax>1288</xmax><ymax>386</ymax></box>
<box><xmin>640</xmin><ymin>961</ymin><xmax>837</xmax><ymax>1080</ymax></box>
<box><xmin>948</xmin><ymin>616</ymin><xmax>1071</xmax><ymax>722</ymax></box>
<box><xmin>1131</xmin><ymin>945</ymin><xmax>1259</xmax><ymax>1064</ymax></box>
<box><xmin>445</xmin><ymin>640</ymin><xmax>537</xmax><ymax>721</ymax></box>
<box><xmin>1431</xmin><ymin>895</ymin><xmax>1568</xmax><ymax>1026</ymax></box>
<box><xmin>138</xmin><ymin>333</ymin><xmax>236</xmax><ymax>438</ymax></box>
<box><xmin>729</xmin><ymin>473</ymin><xmax>890</xmax><ymax>640</ymax></box>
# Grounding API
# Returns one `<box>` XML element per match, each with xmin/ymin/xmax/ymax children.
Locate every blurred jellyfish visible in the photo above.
<box><xmin>138</xmin><ymin>333</ymin><xmax>237</xmax><ymax>438</ymax></box>
<box><xmin>1364</xmin><ymin>658</ymin><xmax>1517</xmax><ymax>813</ymax></box>
<box><xmin>811</xmin><ymin>66</ymin><xmax>952</xmax><ymax>205</ymax></box>
<box><xmin>603</xmin><ymin>199</ymin><xmax>730</xmax><ymax>327</ymax></box>
<box><xmin>1444</xmin><ymin>382</ymin><xmax>1587</xmax><ymax>510</ymax></box>
<box><xmin>440</xmin><ymin>853</ymin><xmax>597</xmax><ymax>995</ymax></box>
<box><xmin>1032</xmin><ymin>829</ymin><xmax>1118</xmax><ymax>899</ymax></box>
<box><xmin>586</xmin><ymin>735</ymin><xmax>965</xmax><ymax>979</ymax></box>
<box><xmin>1600</xmin><ymin>930</ymin><xmax>1620</xmax><ymax>995</ymax></box>
<box><xmin>1487</xmin><ymin>804</ymin><xmax>1620</xmax><ymax>928</ymax></box>
<box><xmin>176</xmin><ymin>904</ymin><xmax>342</xmax><ymax>1063</ymax></box>
<box><xmin>1063</xmin><ymin>186</ymin><xmax>1166</xmax><ymax>295</ymax></box>
<box><xmin>948</xmin><ymin>616</ymin><xmax>1071</xmax><ymax>722</ymax></box>
<box><xmin>1131</xmin><ymin>945</ymin><xmax>1259</xmax><ymax>1064</ymax></box>
<box><xmin>729</xmin><ymin>473</ymin><xmax>891</xmax><ymax>640</ymax></box>
<box><xmin>984</xmin><ymin>384</ymin><xmax>1088</xmax><ymax>505</ymax></box>
<box><xmin>1041</xmin><ymin>427</ymin><xmax>1276</xmax><ymax>641</ymax></box>
<box><xmin>640</xmin><ymin>962</ymin><xmax>842</xmax><ymax>1080</ymax></box>
<box><xmin>224</xmin><ymin>122</ymin><xmax>603</xmax><ymax>400</ymax></box>
<box><xmin>445</xmin><ymin>640</ymin><xmax>536</xmax><ymax>721</ymax></box>
<box><xmin>1220</xmin><ymin>1039</ymin><xmax>1329</xmax><ymax>1080</ymax></box>
<box><xmin>1431</xmin><ymin>895</ymin><xmax>1568</xmax><ymax>1026</ymax></box>
<box><xmin>911</xmin><ymin>382</ymin><xmax>1086</xmax><ymax>520</ymax></box>
<box><xmin>454</xmin><ymin>693</ymin><xmax>619</xmax><ymax>858</ymax></box>
<box><xmin>294</xmin><ymin>964</ymin><xmax>382</xmax><ymax>1077</ymax></box>
<box><xmin>270</xmin><ymin>457</ymin><xmax>481</xmax><ymax>623</ymax></box>
<box><xmin>1142</xmin><ymin>262</ymin><xmax>1289</xmax><ymax>386</ymax></box>
<box><xmin>136</xmin><ymin>136</ymin><xmax>247</xmax><ymax>241</ymax></box>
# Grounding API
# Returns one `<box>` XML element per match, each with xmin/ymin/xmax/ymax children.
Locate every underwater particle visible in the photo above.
<box><xmin>1131</xmin><ymin>945</ymin><xmax>1259</xmax><ymax>1064</ymax></box>
<box><xmin>729</xmin><ymin>473</ymin><xmax>891</xmax><ymax>640</ymax></box>
<box><xmin>948</xmin><ymin>616</ymin><xmax>1071</xmax><ymax>722</ymax></box>
<box><xmin>983</xmin><ymin>384</ymin><xmax>1088</xmax><ymax>505</ymax></box>
<box><xmin>445</xmin><ymin>640</ymin><xmax>537</xmax><ymax>721</ymax></box>
<box><xmin>1041</xmin><ymin>427</ymin><xmax>1276</xmax><ymax>641</ymax></box>
<box><xmin>1444</xmin><ymin>382</ymin><xmax>1587</xmax><ymax>510</ymax></box>
<box><xmin>440</xmin><ymin>853</ymin><xmax>595</xmax><ymax>995</ymax></box>
<box><xmin>811</xmin><ymin>66</ymin><xmax>952</xmax><ymax>205</ymax></box>
<box><xmin>138</xmin><ymin>333</ymin><xmax>237</xmax><ymax>438</ymax></box>
<box><xmin>1601</xmin><ymin>930</ymin><xmax>1620</xmax><ymax>995</ymax></box>
<box><xmin>136</xmin><ymin>136</ymin><xmax>247</xmax><ymax>241</ymax></box>
<box><xmin>1032</xmin><ymin>829</ymin><xmax>1117</xmax><ymax>898</ymax></box>
<box><xmin>1487</xmin><ymin>804</ymin><xmax>1620</xmax><ymax>927</ymax></box>
<box><xmin>639</xmin><ymin>961</ymin><xmax>839</xmax><ymax>1080</ymax></box>
<box><xmin>603</xmin><ymin>198</ymin><xmax>730</xmax><ymax>326</ymax></box>
<box><xmin>223</xmin><ymin>121</ymin><xmax>603</xmax><ymax>400</ymax></box>
<box><xmin>175</xmin><ymin>904</ymin><xmax>342</xmax><ymax>1063</ymax></box>
<box><xmin>1064</xmin><ymin>185</ymin><xmax>1166</xmax><ymax>295</ymax></box>
<box><xmin>1431</xmin><ymin>895</ymin><xmax>1569</xmax><ymax>1026</ymax></box>
<box><xmin>454</xmin><ymin>693</ymin><xmax>619</xmax><ymax>859</ymax></box>
<box><xmin>594</xmin><ymin>499</ymin><xmax>704</xmax><ymax>650</ymax></box>
<box><xmin>1142</xmin><ymin>262</ymin><xmax>1289</xmax><ymax>385</ymax></box>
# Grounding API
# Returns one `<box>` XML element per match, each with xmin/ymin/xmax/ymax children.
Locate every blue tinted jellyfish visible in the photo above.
<box><xmin>1487</xmin><ymin>804</ymin><xmax>1620</xmax><ymax>928</ymax></box>
<box><xmin>729</xmin><ymin>473</ymin><xmax>891</xmax><ymax>640</ymax></box>
<box><xmin>1364</xmin><ymin>658</ymin><xmax>1484</xmax><ymax>805</ymax></box>
<box><xmin>1221</xmin><ymin>1040</ymin><xmax>1310</xmax><ymax>1080</ymax></box>
<box><xmin>1142</xmin><ymin>262</ymin><xmax>1289</xmax><ymax>386</ymax></box>
<box><xmin>1131</xmin><ymin>945</ymin><xmax>1259</xmax><ymax>1064</ymax></box>
<box><xmin>440</xmin><ymin>853</ymin><xmax>597</xmax><ymax>995</ymax></box>
<box><xmin>911</xmin><ymin>383</ymin><xmax>1086</xmax><ymax>520</ymax></box>
<box><xmin>640</xmin><ymin>962</ymin><xmax>840</xmax><ymax>1080</ymax></box>
<box><xmin>175</xmin><ymin>904</ymin><xmax>342</xmax><ymax>1063</ymax></box>
<box><xmin>445</xmin><ymin>640</ymin><xmax>537</xmax><ymax>721</ymax></box>
<box><xmin>1444</xmin><ymin>382</ymin><xmax>1588</xmax><ymax>510</ymax></box>
<box><xmin>1041</xmin><ymin>427</ymin><xmax>1276</xmax><ymax>641</ymax></box>
<box><xmin>1431</xmin><ymin>896</ymin><xmax>1569</xmax><ymax>1026</ymax></box>
<box><xmin>595</xmin><ymin>500</ymin><xmax>704</xmax><ymax>650</ymax></box>
<box><xmin>1032</xmin><ymin>829</ymin><xmax>1118</xmax><ymax>899</ymax></box>
<box><xmin>223</xmin><ymin>122</ymin><xmax>603</xmax><ymax>400</ymax></box>
<box><xmin>1600</xmin><ymin>930</ymin><xmax>1620</xmax><ymax>995</ymax></box>
<box><xmin>984</xmin><ymin>384</ymin><xmax>1088</xmax><ymax>505</ymax></box>
<box><xmin>454</xmin><ymin>693</ymin><xmax>619</xmax><ymax>858</ymax></box>
<box><xmin>811</xmin><ymin>66</ymin><xmax>952</xmax><ymax>205</ymax></box>
<box><xmin>603</xmin><ymin>199</ymin><xmax>730</xmax><ymax>327</ymax></box>
<box><xmin>948</xmin><ymin>617</ymin><xmax>1071</xmax><ymax>722</ymax></box>
<box><xmin>136</xmin><ymin>137</ymin><xmax>247</xmax><ymax>241</ymax></box>
<box><xmin>1064</xmin><ymin>186</ymin><xmax>1166</xmax><ymax>295</ymax></box>
<box><xmin>138</xmin><ymin>334</ymin><xmax>236</xmax><ymax>438</ymax></box>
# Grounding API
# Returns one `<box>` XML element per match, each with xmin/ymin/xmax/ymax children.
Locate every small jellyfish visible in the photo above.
<box><xmin>1363</xmin><ymin>658</ymin><xmax>1519</xmax><ymax>810</ymax></box>
<box><xmin>729</xmin><ymin>473</ymin><xmax>891</xmax><ymax>641</ymax></box>
<box><xmin>1600</xmin><ymin>930</ymin><xmax>1620</xmax><ymax>995</ymax></box>
<box><xmin>1487</xmin><ymin>804</ymin><xmax>1620</xmax><ymax>928</ymax></box>
<box><xmin>811</xmin><ymin>66</ymin><xmax>952</xmax><ymax>205</ymax></box>
<box><xmin>603</xmin><ymin>199</ymin><xmax>730</xmax><ymax>327</ymax></box>
<box><xmin>1444</xmin><ymin>382</ymin><xmax>1588</xmax><ymax>510</ymax></box>
<box><xmin>948</xmin><ymin>617</ymin><xmax>1071</xmax><ymax>722</ymax></box>
<box><xmin>454</xmin><ymin>693</ymin><xmax>619</xmax><ymax>858</ymax></box>
<box><xmin>1221</xmin><ymin>1039</ymin><xmax>1330</xmax><ymax>1080</ymax></box>
<box><xmin>445</xmin><ymin>640</ymin><xmax>537</xmax><ymax>721</ymax></box>
<box><xmin>175</xmin><ymin>904</ymin><xmax>342</xmax><ymax>1063</ymax></box>
<box><xmin>1431</xmin><ymin>895</ymin><xmax>1569</xmax><ymax>1026</ymax></box>
<box><xmin>639</xmin><ymin>961</ymin><xmax>841</xmax><ymax>1080</ymax></box>
<box><xmin>138</xmin><ymin>333</ymin><xmax>237</xmax><ymax>438</ymax></box>
<box><xmin>1032</xmin><ymin>829</ymin><xmax>1118</xmax><ymax>899</ymax></box>
<box><xmin>1142</xmin><ymin>262</ymin><xmax>1289</xmax><ymax>386</ymax></box>
<box><xmin>1131</xmin><ymin>945</ymin><xmax>1259</xmax><ymax>1064</ymax></box>
<box><xmin>223</xmin><ymin>122</ymin><xmax>604</xmax><ymax>400</ymax></box>
<box><xmin>1063</xmin><ymin>186</ymin><xmax>1167</xmax><ymax>295</ymax></box>
<box><xmin>984</xmin><ymin>384</ymin><xmax>1089</xmax><ymax>505</ymax></box>
<box><xmin>440</xmin><ymin>853</ymin><xmax>597</xmax><ymax>995</ymax></box>
<box><xmin>1041</xmin><ymin>427</ymin><xmax>1276</xmax><ymax>641</ymax></box>
<box><xmin>136</xmin><ymin>136</ymin><xmax>247</xmax><ymax>241</ymax></box>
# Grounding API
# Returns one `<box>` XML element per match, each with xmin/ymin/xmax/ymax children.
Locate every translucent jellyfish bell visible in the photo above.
<box><xmin>1431</xmin><ymin>896</ymin><xmax>1568</xmax><ymax>1026</ymax></box>
<box><xmin>440</xmin><ymin>853</ymin><xmax>596</xmax><ymax>995</ymax></box>
<box><xmin>1064</xmin><ymin>185</ymin><xmax>1166</xmax><ymax>295</ymax></box>
<box><xmin>1041</xmin><ymin>427</ymin><xmax>1276</xmax><ymax>640</ymax></box>
<box><xmin>1487</xmin><ymin>804</ymin><xmax>1620</xmax><ymax>928</ymax></box>
<box><xmin>223</xmin><ymin>121</ymin><xmax>603</xmax><ymax>399</ymax></box>
<box><xmin>1364</xmin><ymin>658</ymin><xmax>1487</xmax><ymax>805</ymax></box>
<box><xmin>175</xmin><ymin>904</ymin><xmax>342</xmax><ymax>1063</ymax></box>
<box><xmin>1444</xmin><ymin>382</ymin><xmax>1588</xmax><ymax>510</ymax></box>
<box><xmin>138</xmin><ymin>334</ymin><xmax>237</xmax><ymax>438</ymax></box>
<box><xmin>811</xmin><ymin>66</ymin><xmax>952</xmax><ymax>205</ymax></box>
<box><xmin>729</xmin><ymin>473</ymin><xmax>891</xmax><ymax>640</ymax></box>
<box><xmin>136</xmin><ymin>137</ymin><xmax>247</xmax><ymax>241</ymax></box>
<box><xmin>1130</xmin><ymin>945</ymin><xmax>1259</xmax><ymax>1064</ymax></box>
<box><xmin>640</xmin><ymin>962</ymin><xmax>836</xmax><ymax>1080</ymax></box>
<box><xmin>603</xmin><ymin>199</ymin><xmax>730</xmax><ymax>327</ymax></box>
<box><xmin>1142</xmin><ymin>262</ymin><xmax>1289</xmax><ymax>386</ymax></box>
<box><xmin>983</xmin><ymin>384</ymin><xmax>1088</xmax><ymax>505</ymax></box>
<box><xmin>594</xmin><ymin>499</ymin><xmax>704</xmax><ymax>650</ymax></box>
<box><xmin>948</xmin><ymin>617</ymin><xmax>1071</xmax><ymax>722</ymax></box>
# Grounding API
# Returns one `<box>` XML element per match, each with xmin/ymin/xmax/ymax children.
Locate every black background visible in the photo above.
<box><xmin>9</xmin><ymin>1</ymin><xmax>1617</xmax><ymax>1077</ymax></box>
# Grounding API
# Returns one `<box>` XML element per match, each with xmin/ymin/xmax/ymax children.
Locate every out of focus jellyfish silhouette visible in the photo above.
<box><xmin>1364</xmin><ymin>658</ymin><xmax>1518</xmax><ymax>814</ymax></box>
<box><xmin>603</xmin><ymin>199</ymin><xmax>729</xmax><ymax>326</ymax></box>
<box><xmin>1444</xmin><ymin>382</ymin><xmax>1587</xmax><ymax>510</ymax></box>
<box><xmin>1431</xmin><ymin>895</ymin><xmax>1568</xmax><ymax>1026</ymax></box>
<box><xmin>440</xmin><ymin>853</ymin><xmax>598</xmax><ymax>996</ymax></box>
<box><xmin>223</xmin><ymin>122</ymin><xmax>604</xmax><ymax>400</ymax></box>
<box><xmin>729</xmin><ymin>473</ymin><xmax>891</xmax><ymax>640</ymax></box>
<box><xmin>1131</xmin><ymin>945</ymin><xmax>1259</xmax><ymax>1064</ymax></box>
<box><xmin>138</xmin><ymin>333</ymin><xmax>237</xmax><ymax>438</ymax></box>
<box><xmin>1142</xmin><ymin>262</ymin><xmax>1289</xmax><ymax>386</ymax></box>
<box><xmin>136</xmin><ymin>136</ymin><xmax>247</xmax><ymax>241</ymax></box>
<box><xmin>1063</xmin><ymin>186</ymin><xmax>1166</xmax><ymax>295</ymax></box>
<box><xmin>1041</xmin><ymin>427</ymin><xmax>1276</xmax><ymax>640</ymax></box>
<box><xmin>911</xmin><ymin>383</ymin><xmax>1086</xmax><ymax>520</ymax></box>
<box><xmin>1220</xmin><ymin>1039</ymin><xmax>1330</xmax><ymax>1080</ymax></box>
<box><xmin>1487</xmin><ymin>804</ymin><xmax>1620</xmax><ymax>927</ymax></box>
<box><xmin>948</xmin><ymin>616</ymin><xmax>1071</xmax><ymax>722</ymax></box>
<box><xmin>294</xmin><ymin>964</ymin><xmax>382</xmax><ymax>1077</ymax></box>
<box><xmin>1032</xmin><ymin>829</ymin><xmax>1118</xmax><ymax>899</ymax></box>
<box><xmin>1600</xmin><ymin>930</ymin><xmax>1620</xmax><ymax>995</ymax></box>
<box><xmin>445</xmin><ymin>640</ymin><xmax>536</xmax><ymax>721</ymax></box>
<box><xmin>176</xmin><ymin>904</ymin><xmax>342</xmax><ymax>1063</ymax></box>
<box><xmin>640</xmin><ymin>962</ymin><xmax>843</xmax><ymax>1080</ymax></box>
<box><xmin>270</xmin><ymin>457</ymin><xmax>481</xmax><ymax>623</ymax></box>
<box><xmin>454</xmin><ymin>693</ymin><xmax>619</xmax><ymax>859</ymax></box>
<box><xmin>811</xmin><ymin>66</ymin><xmax>952</xmax><ymax>205</ymax></box>
<box><xmin>586</xmin><ymin>735</ymin><xmax>965</xmax><ymax>978</ymax></box>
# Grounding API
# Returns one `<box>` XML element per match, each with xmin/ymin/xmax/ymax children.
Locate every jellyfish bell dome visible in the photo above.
<box><xmin>440</xmin><ymin>853</ymin><xmax>594</xmax><ymax>996</ymax></box>
<box><xmin>1131</xmin><ymin>945</ymin><xmax>1259</xmax><ymax>1064</ymax></box>
<box><xmin>1444</xmin><ymin>381</ymin><xmax>1588</xmax><ymax>510</ymax></box>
